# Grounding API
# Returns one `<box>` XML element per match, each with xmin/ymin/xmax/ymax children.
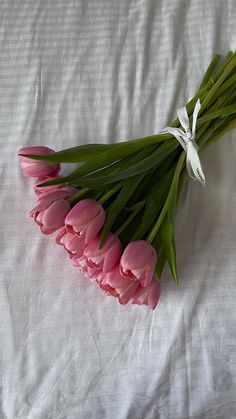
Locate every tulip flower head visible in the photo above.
<box><xmin>30</xmin><ymin>190</ymin><xmax>74</xmax><ymax>235</ymax></box>
<box><xmin>65</xmin><ymin>199</ymin><xmax>106</xmax><ymax>244</ymax></box>
<box><xmin>34</xmin><ymin>176</ymin><xmax>67</xmax><ymax>199</ymax></box>
<box><xmin>100</xmin><ymin>265</ymin><xmax>140</xmax><ymax>305</ymax></box>
<box><xmin>130</xmin><ymin>276</ymin><xmax>161</xmax><ymax>310</ymax></box>
<box><xmin>120</xmin><ymin>240</ymin><xmax>157</xmax><ymax>287</ymax></box>
<box><xmin>101</xmin><ymin>267</ymin><xmax>161</xmax><ymax>309</ymax></box>
<box><xmin>18</xmin><ymin>146</ymin><xmax>60</xmax><ymax>177</ymax></box>
<box><xmin>56</xmin><ymin>227</ymin><xmax>86</xmax><ymax>260</ymax></box>
<box><xmin>74</xmin><ymin>233</ymin><xmax>122</xmax><ymax>279</ymax></box>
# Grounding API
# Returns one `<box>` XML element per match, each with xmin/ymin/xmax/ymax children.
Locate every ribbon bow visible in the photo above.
<box><xmin>161</xmin><ymin>99</ymin><xmax>205</xmax><ymax>185</ymax></box>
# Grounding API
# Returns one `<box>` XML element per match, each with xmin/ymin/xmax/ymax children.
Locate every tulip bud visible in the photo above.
<box><xmin>65</xmin><ymin>199</ymin><xmax>106</xmax><ymax>244</ymax></box>
<box><xmin>18</xmin><ymin>146</ymin><xmax>60</xmax><ymax>177</ymax></box>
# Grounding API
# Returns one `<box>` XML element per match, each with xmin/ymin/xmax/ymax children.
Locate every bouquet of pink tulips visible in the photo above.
<box><xmin>18</xmin><ymin>52</ymin><xmax>236</xmax><ymax>309</ymax></box>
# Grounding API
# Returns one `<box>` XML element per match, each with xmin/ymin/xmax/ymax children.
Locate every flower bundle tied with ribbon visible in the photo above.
<box><xmin>18</xmin><ymin>52</ymin><xmax>236</xmax><ymax>309</ymax></box>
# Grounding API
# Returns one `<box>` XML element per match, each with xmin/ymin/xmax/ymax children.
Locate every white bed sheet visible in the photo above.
<box><xmin>1</xmin><ymin>1</ymin><xmax>236</xmax><ymax>418</ymax></box>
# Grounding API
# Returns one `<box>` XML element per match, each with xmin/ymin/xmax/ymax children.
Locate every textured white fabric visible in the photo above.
<box><xmin>1</xmin><ymin>1</ymin><xmax>236</xmax><ymax>418</ymax></box>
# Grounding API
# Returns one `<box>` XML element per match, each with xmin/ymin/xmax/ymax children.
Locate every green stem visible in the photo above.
<box><xmin>124</xmin><ymin>201</ymin><xmax>146</xmax><ymax>211</ymax></box>
<box><xmin>224</xmin><ymin>86</ymin><xmax>236</xmax><ymax>108</ymax></box>
<box><xmin>99</xmin><ymin>182</ymin><xmax>122</xmax><ymax>205</ymax></box>
<box><xmin>67</xmin><ymin>187</ymin><xmax>91</xmax><ymax>205</ymax></box>
<box><xmin>215</xmin><ymin>73</ymin><xmax>236</xmax><ymax>96</ymax></box>
<box><xmin>200</xmin><ymin>55</ymin><xmax>236</xmax><ymax>112</ymax></box>
<box><xmin>200</xmin><ymin>118</ymin><xmax>236</xmax><ymax>150</ymax></box>
<box><xmin>197</xmin><ymin>105</ymin><xmax>236</xmax><ymax>125</ymax></box>
<box><xmin>199</xmin><ymin>54</ymin><xmax>221</xmax><ymax>88</ymax></box>
<box><xmin>211</xmin><ymin>51</ymin><xmax>235</xmax><ymax>82</ymax></box>
<box><xmin>146</xmin><ymin>152</ymin><xmax>186</xmax><ymax>243</ymax></box>
<box><xmin>115</xmin><ymin>202</ymin><xmax>145</xmax><ymax>236</ymax></box>
<box><xmin>170</xmin><ymin>54</ymin><xmax>232</xmax><ymax>129</ymax></box>
<box><xmin>196</xmin><ymin>96</ymin><xmax>227</xmax><ymax>140</ymax></box>
<box><xmin>170</xmin><ymin>53</ymin><xmax>236</xmax><ymax>130</ymax></box>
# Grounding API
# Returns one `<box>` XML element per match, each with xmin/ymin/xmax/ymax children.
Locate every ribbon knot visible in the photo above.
<box><xmin>161</xmin><ymin>99</ymin><xmax>205</xmax><ymax>185</ymax></box>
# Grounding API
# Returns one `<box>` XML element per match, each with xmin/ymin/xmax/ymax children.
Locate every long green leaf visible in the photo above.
<box><xmin>100</xmin><ymin>174</ymin><xmax>144</xmax><ymax>246</ymax></box>
<box><xmin>37</xmin><ymin>146</ymin><xmax>157</xmax><ymax>189</ymax></box>
<box><xmin>19</xmin><ymin>144</ymin><xmax>117</xmax><ymax>163</ymax></box>
<box><xmin>131</xmin><ymin>169</ymin><xmax>174</xmax><ymax>240</ymax></box>
<box><xmin>74</xmin><ymin>140</ymin><xmax>178</xmax><ymax>188</ymax></box>
<box><xmin>199</xmin><ymin>54</ymin><xmax>221</xmax><ymax>88</ymax></box>
<box><xmin>159</xmin><ymin>154</ymin><xmax>186</xmax><ymax>284</ymax></box>
<box><xmin>78</xmin><ymin>145</ymin><xmax>157</xmax><ymax>182</ymax></box>
<box><xmin>36</xmin><ymin>141</ymin><xmax>175</xmax><ymax>189</ymax></box>
<box><xmin>200</xmin><ymin>54</ymin><xmax>236</xmax><ymax>113</ymax></box>
<box><xmin>155</xmin><ymin>247</ymin><xmax>166</xmax><ymax>280</ymax></box>
<box><xmin>19</xmin><ymin>133</ymin><xmax>167</xmax><ymax>164</ymax></box>
<box><xmin>197</xmin><ymin>105</ymin><xmax>236</xmax><ymax>126</ymax></box>
<box><xmin>37</xmin><ymin>144</ymin><xmax>154</xmax><ymax>187</ymax></box>
<box><xmin>146</xmin><ymin>153</ymin><xmax>185</xmax><ymax>243</ymax></box>
<box><xmin>160</xmin><ymin>215</ymin><xmax>179</xmax><ymax>284</ymax></box>
<box><xmin>146</xmin><ymin>153</ymin><xmax>185</xmax><ymax>284</ymax></box>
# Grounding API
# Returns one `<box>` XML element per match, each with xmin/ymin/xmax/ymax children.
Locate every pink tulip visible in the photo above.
<box><xmin>30</xmin><ymin>190</ymin><xmax>74</xmax><ymax>234</ymax></box>
<box><xmin>65</xmin><ymin>199</ymin><xmax>106</xmax><ymax>244</ymax></box>
<box><xmin>34</xmin><ymin>176</ymin><xmax>66</xmax><ymax>199</ymax></box>
<box><xmin>56</xmin><ymin>227</ymin><xmax>85</xmax><ymax>259</ymax></box>
<box><xmin>119</xmin><ymin>240</ymin><xmax>157</xmax><ymax>287</ymax></box>
<box><xmin>129</xmin><ymin>276</ymin><xmax>161</xmax><ymax>310</ymax></box>
<box><xmin>18</xmin><ymin>146</ymin><xmax>60</xmax><ymax>177</ymax></box>
<box><xmin>100</xmin><ymin>265</ymin><xmax>140</xmax><ymax>304</ymax></box>
<box><xmin>74</xmin><ymin>233</ymin><xmax>122</xmax><ymax>279</ymax></box>
<box><xmin>101</xmin><ymin>267</ymin><xmax>161</xmax><ymax>309</ymax></box>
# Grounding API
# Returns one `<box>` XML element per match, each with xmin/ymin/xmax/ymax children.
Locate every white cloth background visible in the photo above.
<box><xmin>1</xmin><ymin>1</ymin><xmax>236</xmax><ymax>418</ymax></box>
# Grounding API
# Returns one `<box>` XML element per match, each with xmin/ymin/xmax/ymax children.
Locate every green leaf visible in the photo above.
<box><xmin>200</xmin><ymin>54</ymin><xmax>236</xmax><ymax>113</ymax></box>
<box><xmin>146</xmin><ymin>152</ymin><xmax>186</xmax><ymax>284</ymax></box>
<box><xmin>36</xmin><ymin>175</ymin><xmax>72</xmax><ymax>187</ymax></box>
<box><xmin>131</xmin><ymin>168</ymin><xmax>174</xmax><ymax>240</ymax></box>
<box><xmin>160</xmin><ymin>214</ymin><xmax>179</xmax><ymax>284</ymax></box>
<box><xmin>124</xmin><ymin>201</ymin><xmax>146</xmax><ymax>212</ymax></box>
<box><xmin>37</xmin><ymin>144</ymin><xmax>154</xmax><ymax>188</ymax></box>
<box><xmin>118</xmin><ymin>210</ymin><xmax>144</xmax><ymax>247</ymax></box>
<box><xmin>199</xmin><ymin>54</ymin><xmax>221</xmax><ymax>89</ymax></box>
<box><xmin>155</xmin><ymin>247</ymin><xmax>166</xmax><ymax>280</ymax></box>
<box><xmin>75</xmin><ymin>140</ymin><xmax>178</xmax><ymax>188</ymax></box>
<box><xmin>100</xmin><ymin>174</ymin><xmax>144</xmax><ymax>246</ymax></box>
<box><xmin>146</xmin><ymin>153</ymin><xmax>185</xmax><ymax>243</ymax></box>
<box><xmin>158</xmin><ymin>155</ymin><xmax>186</xmax><ymax>284</ymax></box>
<box><xmin>115</xmin><ymin>201</ymin><xmax>145</xmax><ymax>237</ymax></box>
<box><xmin>78</xmin><ymin>145</ymin><xmax>156</xmax><ymax>184</ymax></box>
<box><xmin>19</xmin><ymin>133</ymin><xmax>166</xmax><ymax>164</ymax></box>
<box><xmin>68</xmin><ymin>188</ymin><xmax>104</xmax><ymax>205</ymax></box>
<box><xmin>197</xmin><ymin>105</ymin><xmax>236</xmax><ymax>126</ymax></box>
<box><xmin>19</xmin><ymin>144</ymin><xmax>116</xmax><ymax>163</ymax></box>
<box><xmin>35</xmin><ymin>144</ymin><xmax>160</xmax><ymax>189</ymax></box>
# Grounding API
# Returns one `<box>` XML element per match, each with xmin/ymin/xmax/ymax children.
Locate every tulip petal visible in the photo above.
<box><xmin>148</xmin><ymin>281</ymin><xmax>161</xmax><ymax>310</ymax></box>
<box><xmin>42</xmin><ymin>200</ymin><xmax>70</xmax><ymax>229</ymax></box>
<box><xmin>85</xmin><ymin>210</ymin><xmax>106</xmax><ymax>243</ymax></box>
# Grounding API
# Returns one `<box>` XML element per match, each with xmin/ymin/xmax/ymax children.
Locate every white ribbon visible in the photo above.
<box><xmin>161</xmin><ymin>99</ymin><xmax>205</xmax><ymax>185</ymax></box>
